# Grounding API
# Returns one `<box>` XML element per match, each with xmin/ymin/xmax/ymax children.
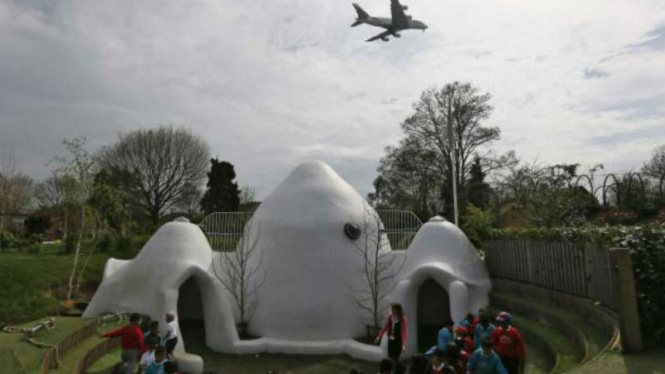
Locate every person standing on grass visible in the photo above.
<box><xmin>490</xmin><ymin>312</ymin><xmax>525</xmax><ymax>374</ymax></box>
<box><xmin>163</xmin><ymin>312</ymin><xmax>179</xmax><ymax>359</ymax></box>
<box><xmin>101</xmin><ymin>313</ymin><xmax>146</xmax><ymax>374</ymax></box>
<box><xmin>467</xmin><ymin>337</ymin><xmax>508</xmax><ymax>374</ymax></box>
<box><xmin>376</xmin><ymin>304</ymin><xmax>408</xmax><ymax>365</ymax></box>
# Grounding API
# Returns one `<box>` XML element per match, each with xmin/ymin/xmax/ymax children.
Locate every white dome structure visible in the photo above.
<box><xmin>83</xmin><ymin>161</ymin><xmax>492</xmax><ymax>367</ymax></box>
<box><xmin>246</xmin><ymin>160</ymin><xmax>381</xmax><ymax>340</ymax></box>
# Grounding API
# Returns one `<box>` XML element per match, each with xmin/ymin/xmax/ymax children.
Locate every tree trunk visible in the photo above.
<box><xmin>66</xmin><ymin>207</ymin><xmax>84</xmax><ymax>301</ymax></box>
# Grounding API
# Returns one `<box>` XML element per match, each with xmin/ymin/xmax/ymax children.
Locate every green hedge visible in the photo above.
<box><xmin>487</xmin><ymin>224</ymin><xmax>665</xmax><ymax>348</ymax></box>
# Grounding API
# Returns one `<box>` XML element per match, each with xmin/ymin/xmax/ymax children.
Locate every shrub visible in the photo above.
<box><xmin>98</xmin><ymin>234</ymin><xmax>116</xmax><ymax>251</ymax></box>
<box><xmin>115</xmin><ymin>236</ymin><xmax>132</xmax><ymax>252</ymax></box>
<box><xmin>24</xmin><ymin>214</ymin><xmax>51</xmax><ymax>236</ymax></box>
<box><xmin>461</xmin><ymin>204</ymin><xmax>494</xmax><ymax>248</ymax></box>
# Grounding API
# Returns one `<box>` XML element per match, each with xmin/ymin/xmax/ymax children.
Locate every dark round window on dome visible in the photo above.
<box><xmin>344</xmin><ymin>222</ymin><xmax>361</xmax><ymax>240</ymax></box>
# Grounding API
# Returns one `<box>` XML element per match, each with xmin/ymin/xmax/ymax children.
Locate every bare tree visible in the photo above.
<box><xmin>34</xmin><ymin>173</ymin><xmax>78</xmax><ymax>239</ymax></box>
<box><xmin>212</xmin><ymin>221</ymin><xmax>265</xmax><ymax>336</ymax></box>
<box><xmin>239</xmin><ymin>185</ymin><xmax>257</xmax><ymax>206</ymax></box>
<box><xmin>99</xmin><ymin>126</ymin><xmax>210</xmax><ymax>224</ymax></box>
<box><xmin>0</xmin><ymin>149</ymin><xmax>33</xmax><ymax>232</ymax></box>
<box><xmin>375</xmin><ymin>82</ymin><xmax>516</xmax><ymax>219</ymax></box>
<box><xmin>348</xmin><ymin>206</ymin><xmax>406</xmax><ymax>334</ymax></box>
<box><xmin>55</xmin><ymin>138</ymin><xmax>96</xmax><ymax>301</ymax></box>
<box><xmin>643</xmin><ymin>144</ymin><xmax>665</xmax><ymax>180</ymax></box>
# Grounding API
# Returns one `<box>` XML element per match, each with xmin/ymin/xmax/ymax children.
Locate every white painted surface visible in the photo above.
<box><xmin>84</xmin><ymin>161</ymin><xmax>491</xmax><ymax>366</ymax></box>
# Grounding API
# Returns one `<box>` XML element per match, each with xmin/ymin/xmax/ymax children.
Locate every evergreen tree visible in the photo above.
<box><xmin>200</xmin><ymin>158</ymin><xmax>241</xmax><ymax>214</ymax></box>
<box><xmin>466</xmin><ymin>156</ymin><xmax>492</xmax><ymax>210</ymax></box>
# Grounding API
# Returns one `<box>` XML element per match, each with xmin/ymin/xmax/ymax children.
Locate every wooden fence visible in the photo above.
<box><xmin>484</xmin><ymin>240</ymin><xmax>618</xmax><ymax>311</ymax></box>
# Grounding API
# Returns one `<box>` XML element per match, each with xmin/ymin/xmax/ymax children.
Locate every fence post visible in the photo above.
<box><xmin>610</xmin><ymin>248</ymin><xmax>643</xmax><ymax>353</ymax></box>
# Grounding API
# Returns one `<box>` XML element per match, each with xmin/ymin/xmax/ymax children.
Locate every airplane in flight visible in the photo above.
<box><xmin>351</xmin><ymin>0</ymin><xmax>428</xmax><ymax>42</ymax></box>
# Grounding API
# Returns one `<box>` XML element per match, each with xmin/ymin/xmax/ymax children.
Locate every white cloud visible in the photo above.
<box><xmin>1</xmin><ymin>0</ymin><xmax>664</xmax><ymax>198</ymax></box>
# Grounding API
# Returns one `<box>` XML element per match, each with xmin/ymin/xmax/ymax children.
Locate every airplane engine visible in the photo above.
<box><xmin>402</xmin><ymin>5</ymin><xmax>408</xmax><ymax>10</ymax></box>
<box><xmin>381</xmin><ymin>37</ymin><xmax>389</xmax><ymax>42</ymax></box>
<box><xmin>393</xmin><ymin>32</ymin><xmax>401</xmax><ymax>38</ymax></box>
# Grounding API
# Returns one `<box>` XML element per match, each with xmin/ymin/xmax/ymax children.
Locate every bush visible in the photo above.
<box><xmin>115</xmin><ymin>236</ymin><xmax>132</xmax><ymax>252</ymax></box>
<box><xmin>0</xmin><ymin>232</ymin><xmax>39</xmax><ymax>251</ymax></box>
<box><xmin>461</xmin><ymin>204</ymin><xmax>494</xmax><ymax>248</ymax></box>
<box><xmin>0</xmin><ymin>232</ymin><xmax>18</xmax><ymax>250</ymax></box>
<box><xmin>23</xmin><ymin>244</ymin><xmax>41</xmax><ymax>254</ymax></box>
<box><xmin>98</xmin><ymin>234</ymin><xmax>116</xmax><ymax>251</ymax></box>
<box><xmin>24</xmin><ymin>214</ymin><xmax>51</xmax><ymax>236</ymax></box>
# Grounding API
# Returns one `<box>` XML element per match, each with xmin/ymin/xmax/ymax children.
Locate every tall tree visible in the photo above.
<box><xmin>374</xmin><ymin>82</ymin><xmax>515</xmax><ymax>220</ymax></box>
<box><xmin>372</xmin><ymin>134</ymin><xmax>441</xmax><ymax>220</ymax></box>
<box><xmin>99</xmin><ymin>126</ymin><xmax>210</xmax><ymax>224</ymax></box>
<box><xmin>401</xmin><ymin>82</ymin><xmax>513</xmax><ymax>217</ymax></box>
<box><xmin>200</xmin><ymin>159</ymin><xmax>241</xmax><ymax>214</ymax></box>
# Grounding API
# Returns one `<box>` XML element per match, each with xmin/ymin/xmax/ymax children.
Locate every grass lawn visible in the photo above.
<box><xmin>0</xmin><ymin>243</ymin><xmax>137</xmax><ymax>325</ymax></box>
<box><xmin>573</xmin><ymin>349</ymin><xmax>665</xmax><ymax>374</ymax></box>
<box><xmin>0</xmin><ymin>317</ymin><xmax>90</xmax><ymax>373</ymax></box>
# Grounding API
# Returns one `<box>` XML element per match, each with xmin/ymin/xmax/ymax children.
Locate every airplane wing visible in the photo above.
<box><xmin>390</xmin><ymin>0</ymin><xmax>410</xmax><ymax>29</ymax></box>
<box><xmin>366</xmin><ymin>29</ymin><xmax>392</xmax><ymax>42</ymax></box>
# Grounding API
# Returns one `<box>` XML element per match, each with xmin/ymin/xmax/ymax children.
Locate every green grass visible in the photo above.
<box><xmin>494</xmin><ymin>292</ymin><xmax>610</xmax><ymax>360</ymax></box>
<box><xmin>573</xmin><ymin>349</ymin><xmax>665</xmax><ymax>374</ymax></box>
<box><xmin>50</xmin><ymin>320</ymin><xmax>123</xmax><ymax>374</ymax></box>
<box><xmin>0</xmin><ymin>317</ymin><xmax>91</xmax><ymax>373</ymax></box>
<box><xmin>0</xmin><ymin>245</ymin><xmax>135</xmax><ymax>325</ymax></box>
<box><xmin>512</xmin><ymin>313</ymin><xmax>581</xmax><ymax>373</ymax></box>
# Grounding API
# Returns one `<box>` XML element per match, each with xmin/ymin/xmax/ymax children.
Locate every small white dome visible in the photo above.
<box><xmin>404</xmin><ymin>218</ymin><xmax>489</xmax><ymax>286</ymax></box>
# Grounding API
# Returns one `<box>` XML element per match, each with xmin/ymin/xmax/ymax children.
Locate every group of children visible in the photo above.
<box><xmin>104</xmin><ymin>307</ymin><xmax>524</xmax><ymax>374</ymax></box>
<box><xmin>373</xmin><ymin>305</ymin><xmax>526</xmax><ymax>374</ymax></box>
<box><xmin>101</xmin><ymin>312</ymin><xmax>181</xmax><ymax>374</ymax></box>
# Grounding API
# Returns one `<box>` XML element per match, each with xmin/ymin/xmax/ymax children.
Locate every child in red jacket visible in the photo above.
<box><xmin>491</xmin><ymin>312</ymin><xmax>525</xmax><ymax>374</ymax></box>
<box><xmin>455</xmin><ymin>326</ymin><xmax>474</xmax><ymax>355</ymax></box>
<box><xmin>101</xmin><ymin>313</ymin><xmax>146</xmax><ymax>374</ymax></box>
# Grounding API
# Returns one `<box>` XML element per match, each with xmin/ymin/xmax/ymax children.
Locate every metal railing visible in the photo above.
<box><xmin>199</xmin><ymin>209</ymin><xmax>423</xmax><ymax>252</ymax></box>
<box><xmin>199</xmin><ymin>212</ymin><xmax>254</xmax><ymax>252</ymax></box>
<box><xmin>377</xmin><ymin>209</ymin><xmax>423</xmax><ymax>250</ymax></box>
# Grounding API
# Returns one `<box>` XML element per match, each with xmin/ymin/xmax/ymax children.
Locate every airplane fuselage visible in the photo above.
<box><xmin>363</xmin><ymin>17</ymin><xmax>425</xmax><ymax>31</ymax></box>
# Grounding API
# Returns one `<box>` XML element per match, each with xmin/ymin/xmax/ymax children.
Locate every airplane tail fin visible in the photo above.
<box><xmin>352</xmin><ymin>3</ymin><xmax>369</xmax><ymax>24</ymax></box>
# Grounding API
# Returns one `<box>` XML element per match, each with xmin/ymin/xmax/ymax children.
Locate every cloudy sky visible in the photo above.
<box><xmin>1</xmin><ymin>0</ymin><xmax>664</xmax><ymax>198</ymax></box>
